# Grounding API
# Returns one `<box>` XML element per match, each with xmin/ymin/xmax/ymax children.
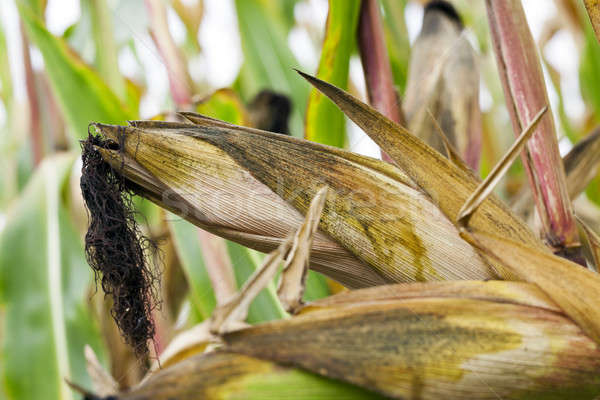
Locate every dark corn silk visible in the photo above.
<box><xmin>80</xmin><ymin>127</ymin><xmax>158</xmax><ymax>357</ymax></box>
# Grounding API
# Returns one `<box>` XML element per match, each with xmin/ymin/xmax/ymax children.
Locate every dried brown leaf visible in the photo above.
<box><xmin>577</xmin><ymin>216</ymin><xmax>600</xmax><ymax>272</ymax></box>
<box><xmin>209</xmin><ymin>235</ymin><xmax>292</xmax><ymax>335</ymax></box>
<box><xmin>457</xmin><ymin>106</ymin><xmax>547</xmax><ymax>227</ymax></box>
<box><xmin>277</xmin><ymin>187</ymin><xmax>328</xmax><ymax>314</ymax></box>
<box><xmin>84</xmin><ymin>345</ymin><xmax>118</xmax><ymax>397</ymax></box>
<box><xmin>584</xmin><ymin>0</ymin><xmax>600</xmax><ymax>45</ymax></box>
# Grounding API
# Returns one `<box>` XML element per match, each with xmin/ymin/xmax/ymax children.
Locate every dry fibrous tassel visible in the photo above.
<box><xmin>80</xmin><ymin>129</ymin><xmax>159</xmax><ymax>357</ymax></box>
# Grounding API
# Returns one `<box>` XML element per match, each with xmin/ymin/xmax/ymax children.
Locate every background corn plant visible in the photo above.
<box><xmin>2</xmin><ymin>0</ymin><xmax>600</xmax><ymax>399</ymax></box>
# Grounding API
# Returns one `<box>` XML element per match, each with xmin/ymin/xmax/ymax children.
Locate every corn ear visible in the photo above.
<box><xmin>403</xmin><ymin>3</ymin><xmax>481</xmax><ymax>169</ymax></box>
<box><xmin>222</xmin><ymin>283</ymin><xmax>600</xmax><ymax>399</ymax></box>
<box><xmin>92</xmin><ymin>121</ymin><xmax>495</xmax><ymax>287</ymax></box>
<box><xmin>95</xmin><ymin>125</ymin><xmax>387</xmax><ymax>289</ymax></box>
<box><xmin>119</xmin><ymin>281</ymin><xmax>600</xmax><ymax>400</ymax></box>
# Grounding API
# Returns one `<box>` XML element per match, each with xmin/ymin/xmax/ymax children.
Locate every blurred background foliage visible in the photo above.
<box><xmin>1</xmin><ymin>0</ymin><xmax>600</xmax><ymax>399</ymax></box>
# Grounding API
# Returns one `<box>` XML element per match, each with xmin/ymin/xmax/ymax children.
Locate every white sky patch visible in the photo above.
<box><xmin>289</xmin><ymin>27</ymin><xmax>318</xmax><ymax>71</ymax></box>
<box><xmin>545</xmin><ymin>30</ymin><xmax>585</xmax><ymax>121</ymax></box>
<box><xmin>0</xmin><ymin>0</ymin><xmax>26</xmax><ymax>102</ymax></box>
<box><xmin>46</xmin><ymin>0</ymin><xmax>81</xmax><ymax>36</ymax></box>
<box><xmin>0</xmin><ymin>213</ymin><xmax>5</xmax><ymax>233</ymax></box>
<box><xmin>134</xmin><ymin>35</ymin><xmax>171</xmax><ymax>117</ymax></box>
<box><xmin>346</xmin><ymin>56</ymin><xmax>380</xmax><ymax>159</ymax></box>
<box><xmin>167</xmin><ymin>6</ymin><xmax>186</xmax><ymax>46</ymax></box>
<box><xmin>118</xmin><ymin>45</ymin><xmax>141</xmax><ymax>79</ymax></box>
<box><xmin>0</xmin><ymin>101</ymin><xmax>6</xmax><ymax>128</ymax></box>
<box><xmin>479</xmin><ymin>80</ymin><xmax>493</xmax><ymax>112</ymax></box>
<box><xmin>405</xmin><ymin>3</ymin><xmax>423</xmax><ymax>45</ymax></box>
<box><xmin>522</xmin><ymin>0</ymin><xmax>557</xmax><ymax>40</ymax></box>
<box><xmin>198</xmin><ymin>0</ymin><xmax>243</xmax><ymax>88</ymax></box>
<box><xmin>29</xmin><ymin>46</ymin><xmax>45</xmax><ymax>71</ymax></box>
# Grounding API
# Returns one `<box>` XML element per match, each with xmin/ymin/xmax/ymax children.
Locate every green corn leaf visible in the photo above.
<box><xmin>0</xmin><ymin>18</ymin><xmax>12</xmax><ymax>104</ymax></box>
<box><xmin>225</xmin><ymin>241</ymin><xmax>287</xmax><ymax>323</ymax></box>
<box><xmin>0</xmin><ymin>154</ymin><xmax>105</xmax><ymax>400</ymax></box>
<box><xmin>168</xmin><ymin>217</ymin><xmax>217</xmax><ymax>322</ymax></box>
<box><xmin>196</xmin><ymin>88</ymin><xmax>250</xmax><ymax>126</ymax></box>
<box><xmin>234</xmin><ymin>0</ymin><xmax>308</xmax><ymax>136</ymax></box>
<box><xmin>305</xmin><ymin>0</ymin><xmax>360</xmax><ymax>147</ymax></box>
<box><xmin>17</xmin><ymin>3</ymin><xmax>133</xmax><ymax>142</ymax></box>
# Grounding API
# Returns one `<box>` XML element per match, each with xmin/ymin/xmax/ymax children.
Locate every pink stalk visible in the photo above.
<box><xmin>357</xmin><ymin>0</ymin><xmax>404</xmax><ymax>163</ymax></box>
<box><xmin>486</xmin><ymin>0</ymin><xmax>583</xmax><ymax>261</ymax></box>
<box><xmin>20</xmin><ymin>26</ymin><xmax>43</xmax><ymax>165</ymax></box>
<box><xmin>145</xmin><ymin>0</ymin><xmax>193</xmax><ymax>107</ymax></box>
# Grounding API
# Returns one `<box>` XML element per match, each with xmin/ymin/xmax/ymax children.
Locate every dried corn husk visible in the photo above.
<box><xmin>92</xmin><ymin>121</ymin><xmax>495</xmax><ymax>288</ymax></box>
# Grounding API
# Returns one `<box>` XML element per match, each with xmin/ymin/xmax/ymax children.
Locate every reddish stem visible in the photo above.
<box><xmin>486</xmin><ymin>0</ymin><xmax>583</xmax><ymax>262</ymax></box>
<box><xmin>145</xmin><ymin>0</ymin><xmax>193</xmax><ymax>107</ymax></box>
<box><xmin>21</xmin><ymin>25</ymin><xmax>43</xmax><ymax>165</ymax></box>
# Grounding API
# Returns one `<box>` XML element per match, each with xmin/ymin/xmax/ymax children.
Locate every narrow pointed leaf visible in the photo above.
<box><xmin>210</xmin><ymin>235</ymin><xmax>292</xmax><ymax>335</ymax></box>
<box><xmin>84</xmin><ymin>345</ymin><xmax>118</xmax><ymax>397</ymax></box>
<box><xmin>17</xmin><ymin>3</ymin><xmax>132</xmax><ymax>140</ymax></box>
<box><xmin>195</xmin><ymin>89</ymin><xmax>250</xmax><ymax>127</ymax></box>
<box><xmin>226</xmin><ymin>241</ymin><xmax>289</xmax><ymax>323</ymax></box>
<box><xmin>278</xmin><ymin>187</ymin><xmax>328</xmax><ymax>313</ymax></box>
<box><xmin>296</xmin><ymin>71</ymin><xmax>545</xmax><ymax>273</ymax></box>
<box><xmin>513</xmin><ymin>126</ymin><xmax>600</xmax><ymax>217</ymax></box>
<box><xmin>0</xmin><ymin>155</ymin><xmax>106</xmax><ymax>400</ymax></box>
<box><xmin>563</xmin><ymin>126</ymin><xmax>600</xmax><ymax>199</ymax></box>
<box><xmin>427</xmin><ymin>110</ymin><xmax>471</xmax><ymax>173</ymax></box>
<box><xmin>153</xmin><ymin>322</ymin><xmax>213</xmax><ymax>370</ymax></box>
<box><xmin>578</xmin><ymin>216</ymin><xmax>600</xmax><ymax>272</ymax></box>
<box><xmin>458</xmin><ymin>106</ymin><xmax>547</xmax><ymax>226</ymax></box>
